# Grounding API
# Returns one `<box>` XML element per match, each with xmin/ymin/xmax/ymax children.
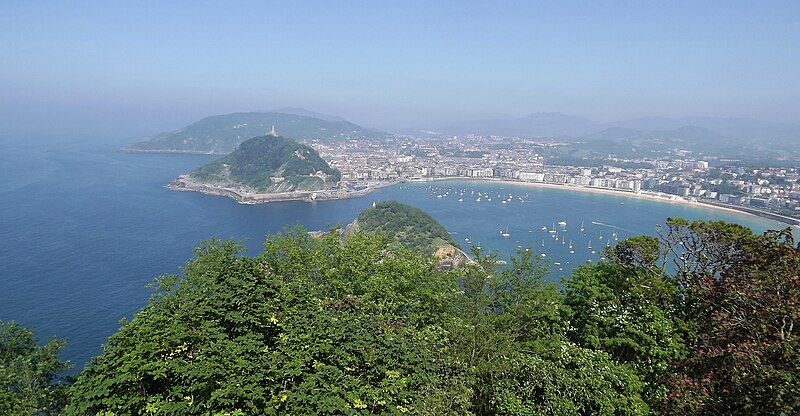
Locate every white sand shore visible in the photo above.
<box><xmin>417</xmin><ymin>177</ymin><xmax>800</xmax><ymax>228</ymax></box>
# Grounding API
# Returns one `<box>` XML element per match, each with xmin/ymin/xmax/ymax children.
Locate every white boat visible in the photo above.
<box><xmin>500</xmin><ymin>226</ymin><xmax>510</xmax><ymax>237</ymax></box>
<box><xmin>580</xmin><ymin>221</ymin><xmax>585</xmax><ymax>232</ymax></box>
<box><xmin>558</xmin><ymin>221</ymin><xmax>567</xmax><ymax>226</ymax></box>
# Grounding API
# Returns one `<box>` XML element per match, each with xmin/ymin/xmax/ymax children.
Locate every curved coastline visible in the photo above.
<box><xmin>411</xmin><ymin>177</ymin><xmax>800</xmax><ymax>229</ymax></box>
<box><xmin>168</xmin><ymin>174</ymin><xmax>799</xmax><ymax>228</ymax></box>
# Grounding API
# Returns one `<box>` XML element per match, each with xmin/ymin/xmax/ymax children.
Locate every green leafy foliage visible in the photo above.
<box><xmin>448</xmin><ymin>249</ymin><xmax>649</xmax><ymax>415</ymax></box>
<box><xmin>66</xmin><ymin>231</ymin><xmax>466</xmax><ymax>415</ymax></box>
<box><xmin>21</xmin><ymin>213</ymin><xmax>797</xmax><ymax>415</ymax></box>
<box><xmin>191</xmin><ymin>135</ymin><xmax>340</xmax><ymax>191</ymax></box>
<box><xmin>356</xmin><ymin>200</ymin><xmax>456</xmax><ymax>256</ymax></box>
<box><xmin>563</xmin><ymin>262</ymin><xmax>686</xmax><ymax>409</ymax></box>
<box><xmin>0</xmin><ymin>320</ymin><xmax>70</xmax><ymax>415</ymax></box>
<box><xmin>492</xmin><ymin>347</ymin><xmax>647</xmax><ymax>416</ymax></box>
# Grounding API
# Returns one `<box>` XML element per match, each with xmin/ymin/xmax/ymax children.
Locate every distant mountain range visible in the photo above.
<box><xmin>125</xmin><ymin>111</ymin><xmax>385</xmax><ymax>154</ymax></box>
<box><xmin>125</xmin><ymin>108</ymin><xmax>799</xmax><ymax>156</ymax></box>
<box><xmin>436</xmin><ymin>112</ymin><xmax>800</xmax><ymax>145</ymax></box>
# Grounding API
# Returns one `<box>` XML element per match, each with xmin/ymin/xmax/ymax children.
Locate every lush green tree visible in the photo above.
<box><xmin>66</xmin><ymin>230</ymin><xmax>470</xmax><ymax>415</ymax></box>
<box><xmin>60</xmin><ymin>215</ymin><xmax>800</xmax><ymax>415</ymax></box>
<box><xmin>0</xmin><ymin>320</ymin><xmax>70</xmax><ymax>415</ymax></box>
<box><xmin>563</xmin><ymin>261</ymin><xmax>686</xmax><ymax>410</ymax></box>
<box><xmin>449</xmin><ymin>249</ymin><xmax>648</xmax><ymax>415</ymax></box>
<box><xmin>492</xmin><ymin>346</ymin><xmax>647</xmax><ymax>416</ymax></box>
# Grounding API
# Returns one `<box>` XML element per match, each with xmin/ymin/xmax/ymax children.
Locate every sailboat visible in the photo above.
<box><xmin>588</xmin><ymin>240</ymin><xmax>592</xmax><ymax>249</ymax></box>
<box><xmin>580</xmin><ymin>221</ymin><xmax>585</xmax><ymax>232</ymax></box>
<box><xmin>500</xmin><ymin>226</ymin><xmax>510</xmax><ymax>237</ymax></box>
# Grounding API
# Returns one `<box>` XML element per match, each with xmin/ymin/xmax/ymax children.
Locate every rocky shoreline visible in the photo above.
<box><xmin>167</xmin><ymin>175</ymin><xmax>400</xmax><ymax>204</ymax></box>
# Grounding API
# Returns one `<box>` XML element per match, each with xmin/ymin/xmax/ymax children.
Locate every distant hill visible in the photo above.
<box><xmin>354</xmin><ymin>200</ymin><xmax>458</xmax><ymax>258</ymax></box>
<box><xmin>270</xmin><ymin>107</ymin><xmax>346</xmax><ymax>122</ymax></box>
<box><xmin>658</xmin><ymin>125</ymin><xmax>731</xmax><ymax>144</ymax></box>
<box><xmin>444</xmin><ymin>112</ymin><xmax>598</xmax><ymax>137</ymax></box>
<box><xmin>578</xmin><ymin>127</ymin><xmax>643</xmax><ymax>141</ymax></box>
<box><xmin>125</xmin><ymin>111</ymin><xmax>384</xmax><ymax>154</ymax></box>
<box><xmin>603</xmin><ymin>116</ymin><xmax>800</xmax><ymax>145</ymax></box>
<box><xmin>190</xmin><ymin>135</ymin><xmax>340</xmax><ymax>192</ymax></box>
<box><xmin>439</xmin><ymin>112</ymin><xmax>800</xmax><ymax>146</ymax></box>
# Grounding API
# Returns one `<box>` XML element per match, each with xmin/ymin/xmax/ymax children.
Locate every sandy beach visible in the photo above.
<box><xmin>168</xmin><ymin>173</ymin><xmax>799</xmax><ymax>228</ymax></box>
<box><xmin>417</xmin><ymin>177</ymin><xmax>800</xmax><ymax>228</ymax></box>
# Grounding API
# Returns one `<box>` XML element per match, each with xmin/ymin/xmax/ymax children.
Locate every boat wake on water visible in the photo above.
<box><xmin>590</xmin><ymin>221</ymin><xmax>635</xmax><ymax>234</ymax></box>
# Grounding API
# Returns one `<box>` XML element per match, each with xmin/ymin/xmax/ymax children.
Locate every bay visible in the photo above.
<box><xmin>0</xmin><ymin>138</ymin><xmax>790</xmax><ymax>371</ymax></box>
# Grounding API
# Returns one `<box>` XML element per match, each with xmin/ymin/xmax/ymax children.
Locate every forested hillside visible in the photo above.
<box><xmin>190</xmin><ymin>135</ymin><xmax>340</xmax><ymax>192</ymax></box>
<box><xmin>125</xmin><ymin>112</ymin><xmax>383</xmax><ymax>154</ymax></box>
<box><xmin>355</xmin><ymin>200</ymin><xmax>456</xmax><ymax>256</ymax></box>
<box><xmin>3</xmin><ymin>219</ymin><xmax>799</xmax><ymax>415</ymax></box>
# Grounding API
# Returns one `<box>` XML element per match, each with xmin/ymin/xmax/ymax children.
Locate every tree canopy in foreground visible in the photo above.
<box><xmin>4</xmin><ymin>217</ymin><xmax>798</xmax><ymax>415</ymax></box>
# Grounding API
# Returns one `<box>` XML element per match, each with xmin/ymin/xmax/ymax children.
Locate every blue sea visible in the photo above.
<box><xmin>0</xmin><ymin>136</ymin><xmax>791</xmax><ymax>372</ymax></box>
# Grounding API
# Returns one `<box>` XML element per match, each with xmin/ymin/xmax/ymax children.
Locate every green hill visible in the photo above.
<box><xmin>355</xmin><ymin>200</ymin><xmax>457</xmax><ymax>256</ymax></box>
<box><xmin>125</xmin><ymin>111</ymin><xmax>384</xmax><ymax>154</ymax></box>
<box><xmin>190</xmin><ymin>135</ymin><xmax>340</xmax><ymax>192</ymax></box>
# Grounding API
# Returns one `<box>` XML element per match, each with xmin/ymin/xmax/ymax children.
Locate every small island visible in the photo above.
<box><xmin>309</xmin><ymin>200</ymin><xmax>473</xmax><ymax>269</ymax></box>
<box><xmin>168</xmin><ymin>134</ymin><xmax>392</xmax><ymax>203</ymax></box>
<box><xmin>347</xmin><ymin>200</ymin><xmax>472</xmax><ymax>269</ymax></box>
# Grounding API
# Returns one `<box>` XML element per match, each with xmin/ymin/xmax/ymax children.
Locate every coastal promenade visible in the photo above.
<box><xmin>168</xmin><ymin>174</ymin><xmax>800</xmax><ymax>228</ymax></box>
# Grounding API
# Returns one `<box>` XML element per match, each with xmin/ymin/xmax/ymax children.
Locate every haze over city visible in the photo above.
<box><xmin>2</xmin><ymin>1</ymin><xmax>799</xmax><ymax>138</ymax></box>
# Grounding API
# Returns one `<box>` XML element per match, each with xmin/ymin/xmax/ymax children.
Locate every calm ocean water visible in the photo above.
<box><xmin>0</xmin><ymin>137</ymin><xmax>790</xmax><ymax>371</ymax></box>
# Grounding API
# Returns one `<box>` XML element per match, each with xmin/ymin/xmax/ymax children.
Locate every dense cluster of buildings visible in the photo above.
<box><xmin>311</xmin><ymin>135</ymin><xmax>800</xmax><ymax>222</ymax></box>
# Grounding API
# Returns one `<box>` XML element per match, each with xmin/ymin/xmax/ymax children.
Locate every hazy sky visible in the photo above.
<box><xmin>1</xmin><ymin>1</ymin><xmax>799</xmax><ymax>136</ymax></box>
